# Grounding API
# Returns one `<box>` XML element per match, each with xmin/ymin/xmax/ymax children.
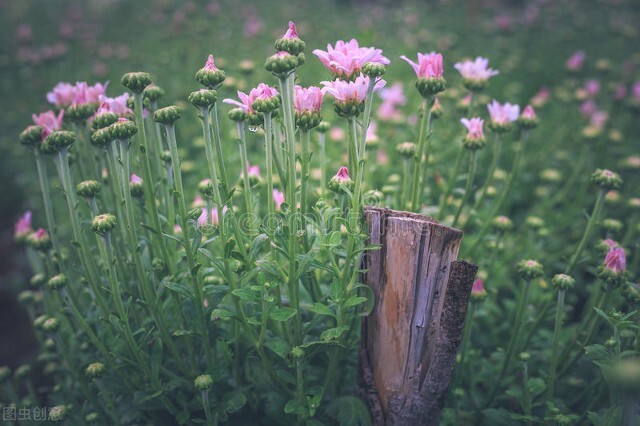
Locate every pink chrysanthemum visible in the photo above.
<box><xmin>320</xmin><ymin>74</ymin><xmax>385</xmax><ymax>105</ymax></box>
<box><xmin>293</xmin><ymin>86</ymin><xmax>323</xmax><ymax>114</ymax></box>
<box><xmin>604</xmin><ymin>246</ymin><xmax>626</xmax><ymax>274</ymax></box>
<box><xmin>273</xmin><ymin>189</ymin><xmax>285</xmax><ymax>210</ymax></box>
<box><xmin>32</xmin><ymin>110</ymin><xmax>65</xmax><ymax>138</ymax></box>
<box><xmin>487</xmin><ymin>100</ymin><xmax>520</xmax><ymax>125</ymax></box>
<box><xmin>454</xmin><ymin>57</ymin><xmax>499</xmax><ymax>82</ymax></box>
<box><xmin>14</xmin><ymin>211</ymin><xmax>33</xmax><ymax>239</ymax></box>
<box><xmin>460</xmin><ymin>117</ymin><xmax>485</xmax><ymax>140</ymax></box>
<box><xmin>313</xmin><ymin>39</ymin><xmax>390</xmax><ymax>78</ymax></box>
<box><xmin>400</xmin><ymin>52</ymin><xmax>444</xmax><ymax>79</ymax></box>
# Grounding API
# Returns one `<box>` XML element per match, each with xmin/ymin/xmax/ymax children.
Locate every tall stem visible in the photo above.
<box><xmin>452</xmin><ymin>149</ymin><xmax>478</xmax><ymax>228</ymax></box>
<box><xmin>408</xmin><ymin>97</ymin><xmax>432</xmax><ymax>212</ymax></box>
<box><xmin>236</xmin><ymin>121</ymin><xmax>255</xmax><ymax>236</ymax></box>
<box><xmin>546</xmin><ymin>289</ymin><xmax>566</xmax><ymax>406</ymax></box>
<box><xmin>34</xmin><ymin>148</ymin><xmax>62</xmax><ymax>261</ymax></box>
<box><xmin>473</xmin><ymin>132</ymin><xmax>502</xmax><ymax>210</ymax></box>
<box><xmin>438</xmin><ymin>146</ymin><xmax>464</xmax><ymax>218</ymax></box>
<box><xmin>300</xmin><ymin>130</ymin><xmax>311</xmax><ymax>219</ymax></box>
<box><xmin>264</xmin><ymin>113</ymin><xmax>275</xmax><ymax>229</ymax></box>
<box><xmin>319</xmin><ymin>132</ymin><xmax>327</xmax><ymax>197</ymax></box>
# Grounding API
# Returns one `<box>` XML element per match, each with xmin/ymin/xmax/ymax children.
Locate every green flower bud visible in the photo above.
<box><xmin>328</xmin><ymin>166</ymin><xmax>354</xmax><ymax>194</ymax></box>
<box><xmin>362</xmin><ymin>62</ymin><xmax>386</xmax><ymax>78</ymax></box>
<box><xmin>66</xmin><ymin>103</ymin><xmax>99</xmax><ymax>122</ymax></box>
<box><xmin>364</xmin><ymin>189</ymin><xmax>384</xmax><ymax>206</ymax></box>
<box><xmin>416</xmin><ymin>77</ymin><xmax>447</xmax><ymax>98</ymax></box>
<box><xmin>42</xmin><ymin>317</ymin><xmax>60</xmax><ymax>332</ymax></box>
<box><xmin>265</xmin><ymin>51</ymin><xmax>299</xmax><ymax>76</ymax></box>
<box><xmin>488</xmin><ymin>121</ymin><xmax>513</xmax><ymax>134</ymax></box>
<box><xmin>160</xmin><ymin>150</ymin><xmax>172</xmax><ymax>163</ymax></box>
<box><xmin>518</xmin><ymin>352</ymin><xmax>531</xmax><ymax>362</ymax></box>
<box><xmin>20</xmin><ymin>125</ymin><xmax>43</xmax><ymax>148</ymax></box>
<box><xmin>430</xmin><ymin>98</ymin><xmax>444</xmax><ymax>119</ymax></box>
<box><xmin>295</xmin><ymin>111</ymin><xmax>321</xmax><ymax>131</ymax></box>
<box><xmin>198</xmin><ymin>179</ymin><xmax>214</xmax><ymax>197</ymax></box>
<box><xmin>551</xmin><ymin>274</ymin><xmax>575</xmax><ymax>290</ymax></box>
<box><xmin>33</xmin><ymin>315</ymin><xmax>48</xmax><ymax>329</ymax></box>
<box><xmin>591</xmin><ymin>168</ymin><xmax>623</xmax><ymax>190</ymax></box>
<box><xmin>602</xmin><ymin>218</ymin><xmax>623</xmax><ymax>234</ymax></box>
<box><xmin>525</xmin><ymin>216</ymin><xmax>544</xmax><ymax>230</ymax></box>
<box><xmin>44</xmin><ymin>338</ymin><xmax>56</xmax><ymax>351</ymax></box>
<box><xmin>247</xmin><ymin>112</ymin><xmax>264</xmax><ymax>127</ymax></box>
<box><xmin>491</xmin><ymin>215</ymin><xmax>513</xmax><ymax>232</ymax></box>
<box><xmin>187</xmin><ymin>208</ymin><xmax>202</xmax><ymax>221</ymax></box>
<box><xmin>143</xmin><ymin>84</ymin><xmax>165</xmax><ymax>102</ymax></box>
<box><xmin>90</xmin><ymin>127</ymin><xmax>115</xmax><ymax>148</ymax></box>
<box><xmin>17</xmin><ymin>290</ymin><xmax>35</xmax><ymax>305</ymax></box>
<box><xmin>194</xmin><ymin>374</ymin><xmax>213</xmax><ymax>391</ymax></box>
<box><xmin>462</xmin><ymin>78</ymin><xmax>488</xmax><ymax>92</ymax></box>
<box><xmin>189</xmin><ymin>89</ymin><xmax>218</xmax><ymax>109</ymax></box>
<box><xmin>47</xmin><ymin>273</ymin><xmax>68</xmax><ymax>291</ymax></box>
<box><xmin>91</xmin><ymin>213</ymin><xmax>117</xmax><ymax>234</ymax></box>
<box><xmin>195</xmin><ymin>57</ymin><xmax>226</xmax><ymax>88</ymax></box>
<box><xmin>109</xmin><ymin>119</ymin><xmax>138</xmax><ymax>140</ymax></box>
<box><xmin>15</xmin><ymin>365</ymin><xmax>31</xmax><ymax>380</ymax></box>
<box><xmin>30</xmin><ymin>273</ymin><xmax>47</xmax><ymax>287</ymax></box>
<box><xmin>252</xmin><ymin>97</ymin><xmax>281</xmax><ymax>114</ymax></box>
<box><xmin>76</xmin><ymin>180</ymin><xmax>101</xmax><ymax>198</ymax></box>
<box><xmin>462</xmin><ymin>134</ymin><xmax>486</xmax><ymax>151</ymax></box>
<box><xmin>517</xmin><ymin>259</ymin><xmax>544</xmax><ymax>280</ymax></box>
<box><xmin>48</xmin><ymin>405</ymin><xmax>68</xmax><ymax>422</ymax></box>
<box><xmin>291</xmin><ymin>346</ymin><xmax>304</xmax><ymax>358</ymax></box>
<box><xmin>333</xmin><ymin>99</ymin><xmax>364</xmax><ymax>118</ymax></box>
<box><xmin>296</xmin><ymin>52</ymin><xmax>306</xmax><ymax>66</ymax></box>
<box><xmin>91</xmin><ymin>112</ymin><xmax>119</xmax><ymax>131</ymax></box>
<box><xmin>275</xmin><ymin>39</ymin><xmax>305</xmax><ymax>56</ymax></box>
<box><xmin>316</xmin><ymin>121</ymin><xmax>331</xmax><ymax>133</ymax></box>
<box><xmin>85</xmin><ymin>412</ymin><xmax>100</xmax><ymax>422</ymax></box>
<box><xmin>27</xmin><ymin>229</ymin><xmax>51</xmax><ymax>251</ymax></box>
<box><xmin>228</xmin><ymin>108</ymin><xmax>247</xmax><ymax>123</ymax></box>
<box><xmin>396</xmin><ymin>142</ymin><xmax>417</xmax><ymax>158</ymax></box>
<box><xmin>153</xmin><ymin>106</ymin><xmax>182</xmax><ymax>125</ymax></box>
<box><xmin>85</xmin><ymin>362</ymin><xmax>106</xmax><ymax>378</ymax></box>
<box><xmin>0</xmin><ymin>366</ymin><xmax>11</xmax><ymax>383</ymax></box>
<box><xmin>121</xmin><ymin>71</ymin><xmax>153</xmax><ymax>93</ymax></box>
<box><xmin>239</xmin><ymin>59</ymin><xmax>256</xmax><ymax>74</ymax></box>
<box><xmin>42</xmin><ymin>130</ymin><xmax>75</xmax><ymax>153</ymax></box>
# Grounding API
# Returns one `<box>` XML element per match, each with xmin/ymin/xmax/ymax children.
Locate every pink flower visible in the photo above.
<box><xmin>495</xmin><ymin>14</ymin><xmax>512</xmax><ymax>31</ymax></box>
<box><xmin>243</xmin><ymin>14</ymin><xmax>263</xmax><ymax>38</ymax></box>
<box><xmin>251</xmin><ymin>83</ymin><xmax>279</xmax><ymax>102</ymax></box>
<box><xmin>520</xmin><ymin>105</ymin><xmax>537</xmax><ymax>120</ymax></box>
<box><xmin>603</xmin><ymin>239</ymin><xmax>618</xmax><ymax>250</ymax></box>
<box><xmin>487</xmin><ymin>100</ymin><xmax>520</xmax><ymax>125</ymax></box>
<box><xmin>96</xmin><ymin>93</ymin><xmax>131</xmax><ymax>117</ymax></box>
<box><xmin>47</xmin><ymin>82</ymin><xmax>75</xmax><ymax>107</ymax></box>
<box><xmin>633</xmin><ymin>82</ymin><xmax>640</xmax><ymax>100</ymax></box>
<box><xmin>313</xmin><ymin>39</ymin><xmax>390</xmax><ymax>78</ymax></box>
<box><xmin>192</xmin><ymin>196</ymin><xmax>205</xmax><ymax>208</ymax></box>
<box><xmin>282</xmin><ymin>21</ymin><xmax>299</xmax><ymax>39</ymax></box>
<box><xmin>330</xmin><ymin>127</ymin><xmax>345</xmax><ymax>141</ymax></box>
<box><xmin>531</xmin><ymin>87</ymin><xmax>550</xmax><ymax>108</ymax></box>
<box><xmin>130</xmin><ymin>174</ymin><xmax>143</xmax><ymax>185</ymax></box>
<box><xmin>32</xmin><ymin>228</ymin><xmax>49</xmax><ymax>242</ymax></box>
<box><xmin>246</xmin><ymin>162</ymin><xmax>261</xmax><ymax>178</ymax></box>
<box><xmin>604</xmin><ymin>246</ymin><xmax>626</xmax><ymax>274</ymax></box>
<box><xmin>273</xmin><ymin>189</ymin><xmax>285</xmax><ymax>210</ymax></box>
<box><xmin>202</xmin><ymin>54</ymin><xmax>220</xmax><ymax>71</ymax></box>
<box><xmin>366</xmin><ymin>121</ymin><xmax>379</xmax><ymax>142</ymax></box>
<box><xmin>377</xmin><ymin>82</ymin><xmax>405</xmax><ymax>120</ymax></box>
<box><xmin>294</xmin><ymin>86</ymin><xmax>323</xmax><ymax>114</ymax></box>
<box><xmin>32</xmin><ymin>110</ymin><xmax>65</xmax><ymax>138</ymax></box>
<box><xmin>454</xmin><ymin>57</ymin><xmax>499</xmax><ymax>82</ymax></box>
<box><xmin>580</xmin><ymin>100</ymin><xmax>597</xmax><ymax>117</ymax></box>
<box><xmin>471</xmin><ymin>278</ymin><xmax>486</xmax><ymax>296</ymax></box>
<box><xmin>566</xmin><ymin>50</ymin><xmax>585</xmax><ymax>71</ymax></box>
<box><xmin>335</xmin><ymin>166</ymin><xmax>351</xmax><ymax>182</ymax></box>
<box><xmin>197</xmin><ymin>206</ymin><xmax>226</xmax><ymax>227</ymax></box>
<box><xmin>320</xmin><ymin>74</ymin><xmax>386</xmax><ymax>105</ymax></box>
<box><xmin>399</xmin><ymin>52</ymin><xmax>444</xmax><ymax>79</ymax></box>
<box><xmin>14</xmin><ymin>211</ymin><xmax>33</xmax><ymax>239</ymax></box>
<box><xmin>585</xmin><ymin>80</ymin><xmax>600</xmax><ymax>97</ymax></box>
<box><xmin>72</xmin><ymin>81</ymin><xmax>108</xmax><ymax>105</ymax></box>
<box><xmin>590</xmin><ymin>111</ymin><xmax>609</xmax><ymax>129</ymax></box>
<box><xmin>223</xmin><ymin>90</ymin><xmax>257</xmax><ymax>114</ymax></box>
<box><xmin>461</xmin><ymin>117</ymin><xmax>485</xmax><ymax>140</ymax></box>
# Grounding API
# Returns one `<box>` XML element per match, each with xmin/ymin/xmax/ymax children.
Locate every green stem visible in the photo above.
<box><xmin>452</xmin><ymin>149</ymin><xmax>478</xmax><ymax>228</ymax></box>
<box><xmin>473</xmin><ymin>132</ymin><xmax>502</xmax><ymax>210</ymax></box>
<box><xmin>484</xmin><ymin>280</ymin><xmax>532</xmax><ymax>409</ymax></box>
<box><xmin>408</xmin><ymin>97</ymin><xmax>431</xmax><ymax>211</ymax></box>
<box><xmin>319</xmin><ymin>132</ymin><xmax>327</xmax><ymax>197</ymax></box>
<box><xmin>264</xmin><ymin>113</ymin><xmax>275</xmax><ymax>231</ymax></box>
<box><xmin>546</xmin><ymin>289</ymin><xmax>566</xmax><ymax>406</ymax></box>
<box><xmin>438</xmin><ymin>145</ymin><xmax>464</xmax><ymax>218</ymax></box>
<box><xmin>566</xmin><ymin>189</ymin><xmax>606</xmax><ymax>274</ymax></box>
<box><xmin>210</xmin><ymin>103</ymin><xmax>230</xmax><ymax>195</ymax></box>
<box><xmin>300</xmin><ymin>130</ymin><xmax>311</xmax><ymax>218</ymax></box>
<box><xmin>236</xmin><ymin>120</ymin><xmax>256</xmax><ymax>236</ymax></box>
<box><xmin>132</xmin><ymin>93</ymin><xmax>173</xmax><ymax>273</ymax></box>
<box><xmin>34</xmin><ymin>148</ymin><xmax>62</xmax><ymax>260</ymax></box>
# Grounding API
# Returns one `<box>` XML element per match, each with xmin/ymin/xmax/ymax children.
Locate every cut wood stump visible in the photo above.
<box><xmin>358</xmin><ymin>207</ymin><xmax>478</xmax><ymax>426</ymax></box>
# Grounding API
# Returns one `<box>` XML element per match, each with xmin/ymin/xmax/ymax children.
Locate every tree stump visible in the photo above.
<box><xmin>358</xmin><ymin>207</ymin><xmax>478</xmax><ymax>426</ymax></box>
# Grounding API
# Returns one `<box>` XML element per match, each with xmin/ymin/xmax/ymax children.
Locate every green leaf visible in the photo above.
<box><xmin>225</xmin><ymin>392</ymin><xmax>246</xmax><ymax>414</ymax></box>
<box><xmin>325</xmin><ymin>396</ymin><xmax>371</xmax><ymax>426</ymax></box>
<box><xmin>210</xmin><ymin>309</ymin><xmax>235</xmax><ymax>321</ymax></box>
<box><xmin>321</xmin><ymin>326</ymin><xmax>349</xmax><ymax>342</ymax></box>
<box><xmin>265</xmin><ymin>338</ymin><xmax>290</xmax><ymax>361</ymax></box>
<box><xmin>172</xmin><ymin>329</ymin><xmax>195</xmax><ymax>336</ymax></box>
<box><xmin>270</xmin><ymin>307</ymin><xmax>298</xmax><ymax>321</ymax></box>
<box><xmin>164</xmin><ymin>282</ymin><xmax>193</xmax><ymax>300</ymax></box>
<box><xmin>284</xmin><ymin>399</ymin><xmax>305</xmax><ymax>415</ymax></box>
<box><xmin>308</xmin><ymin>303</ymin><xmax>335</xmax><ymax>317</ymax></box>
<box><xmin>276</xmin><ymin>369</ymin><xmax>296</xmax><ymax>384</ymax></box>
<box><xmin>344</xmin><ymin>296</ymin><xmax>367</xmax><ymax>308</ymax></box>
<box><xmin>231</xmin><ymin>288</ymin><xmax>260</xmax><ymax>302</ymax></box>
<box><xmin>527</xmin><ymin>377</ymin><xmax>546</xmax><ymax>398</ymax></box>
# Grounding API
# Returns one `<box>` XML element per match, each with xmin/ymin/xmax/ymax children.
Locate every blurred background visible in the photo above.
<box><xmin>0</xmin><ymin>0</ymin><xmax>638</xmax><ymax>370</ymax></box>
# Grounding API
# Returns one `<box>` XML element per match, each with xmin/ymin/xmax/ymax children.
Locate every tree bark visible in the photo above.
<box><xmin>358</xmin><ymin>207</ymin><xmax>477</xmax><ymax>426</ymax></box>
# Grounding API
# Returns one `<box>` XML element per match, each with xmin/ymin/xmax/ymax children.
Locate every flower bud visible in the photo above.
<box><xmin>153</xmin><ymin>106</ymin><xmax>182</xmax><ymax>125</ymax></box>
<box><xmin>591</xmin><ymin>168</ymin><xmax>623</xmax><ymax>190</ymax></box>
<box><xmin>415</xmin><ymin>77</ymin><xmax>447</xmax><ymax>98</ymax></box>
<box><xmin>333</xmin><ymin>99</ymin><xmax>364</xmax><ymax>118</ymax></box>
<box><xmin>31</xmin><ymin>273</ymin><xmax>47</xmax><ymax>287</ymax></box>
<box><xmin>143</xmin><ymin>84</ymin><xmax>165</xmax><ymax>103</ymax></box>
<box><xmin>491</xmin><ymin>215</ymin><xmax>513</xmax><ymax>232</ymax></box>
<box><xmin>265</xmin><ymin>51</ymin><xmax>299</xmax><ymax>76</ymax></box>
<box><xmin>91</xmin><ymin>213</ymin><xmax>117</xmax><ymax>234</ymax></box>
<box><xmin>17</xmin><ymin>290</ymin><xmax>36</xmax><ymax>305</ymax></box>
<box><xmin>362</xmin><ymin>62</ymin><xmax>386</xmax><ymax>78</ymax></box>
<box><xmin>109</xmin><ymin>118</ymin><xmax>138</xmax><ymax>140</ymax></box>
<box><xmin>198</xmin><ymin>179</ymin><xmax>214</xmax><ymax>197</ymax></box>
<box><xmin>551</xmin><ymin>274</ymin><xmax>575</xmax><ymax>290</ymax></box>
<box><xmin>602</xmin><ymin>218</ymin><xmax>623</xmax><ymax>234</ymax></box>
<box><xmin>291</xmin><ymin>346</ymin><xmax>304</xmax><ymax>359</ymax></box>
<box><xmin>86</xmin><ymin>413</ymin><xmax>99</xmax><ymax>422</ymax></box>
<box><xmin>129</xmin><ymin>174</ymin><xmax>144</xmax><ymax>197</ymax></box>
<box><xmin>160</xmin><ymin>150</ymin><xmax>172</xmax><ymax>163</ymax></box>
<box><xmin>85</xmin><ymin>362</ymin><xmax>106</xmax><ymax>378</ymax></box>
<box><xmin>42</xmin><ymin>317</ymin><xmax>60</xmax><ymax>332</ymax></box>
<box><xmin>42</xmin><ymin>130</ymin><xmax>75</xmax><ymax>154</ymax></box>
<box><xmin>195</xmin><ymin>55</ymin><xmax>226</xmax><ymax>88</ymax></box>
<box><xmin>76</xmin><ymin>180</ymin><xmax>101</xmax><ymax>198</ymax></box>
<box><xmin>396</xmin><ymin>142</ymin><xmax>417</xmax><ymax>158</ymax></box>
<box><xmin>516</xmin><ymin>259</ymin><xmax>544</xmax><ymax>280</ymax></box>
<box><xmin>295</xmin><ymin>111</ymin><xmax>322</xmax><ymax>131</ymax></box>
<box><xmin>517</xmin><ymin>105</ymin><xmax>539</xmax><ymax>130</ymax></box>
<box><xmin>34</xmin><ymin>314</ymin><xmax>48</xmax><ymax>329</ymax></box>
<box><xmin>0</xmin><ymin>366</ymin><xmax>11</xmax><ymax>383</ymax></box>
<box><xmin>20</xmin><ymin>125</ymin><xmax>44</xmax><ymax>148</ymax></box>
<box><xmin>15</xmin><ymin>365</ymin><xmax>31</xmax><ymax>380</ymax></box>
<box><xmin>188</xmin><ymin>89</ymin><xmax>218</xmax><ymax>109</ymax></box>
<box><xmin>194</xmin><ymin>374</ymin><xmax>213</xmax><ymax>391</ymax></box>
<box><xmin>121</xmin><ymin>71</ymin><xmax>153</xmax><ymax>93</ymax></box>
<box><xmin>252</xmin><ymin>96</ymin><xmax>281</xmax><ymax>114</ymax></box>
<box><xmin>430</xmin><ymin>98</ymin><xmax>443</xmax><ymax>119</ymax></box>
<box><xmin>48</xmin><ymin>405</ymin><xmax>68</xmax><ymax>422</ymax></box>
<box><xmin>274</xmin><ymin>22</ymin><xmax>305</xmax><ymax>55</ymax></box>
<box><xmin>519</xmin><ymin>352</ymin><xmax>531</xmax><ymax>362</ymax></box>
<box><xmin>525</xmin><ymin>216</ymin><xmax>544</xmax><ymax>230</ymax></box>
<box><xmin>47</xmin><ymin>273</ymin><xmax>68</xmax><ymax>291</ymax></box>
<box><xmin>228</xmin><ymin>108</ymin><xmax>247</xmax><ymax>123</ymax></box>
<box><xmin>28</xmin><ymin>228</ymin><xmax>51</xmax><ymax>251</ymax></box>
<box><xmin>328</xmin><ymin>166</ymin><xmax>354</xmax><ymax>194</ymax></box>
<box><xmin>44</xmin><ymin>338</ymin><xmax>56</xmax><ymax>351</ymax></box>
<box><xmin>65</xmin><ymin>103</ymin><xmax>99</xmax><ymax>122</ymax></box>
<box><xmin>470</xmin><ymin>278</ymin><xmax>487</xmax><ymax>302</ymax></box>
<box><xmin>316</xmin><ymin>121</ymin><xmax>331</xmax><ymax>133</ymax></box>
<box><xmin>90</xmin><ymin>127</ymin><xmax>115</xmax><ymax>148</ymax></box>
